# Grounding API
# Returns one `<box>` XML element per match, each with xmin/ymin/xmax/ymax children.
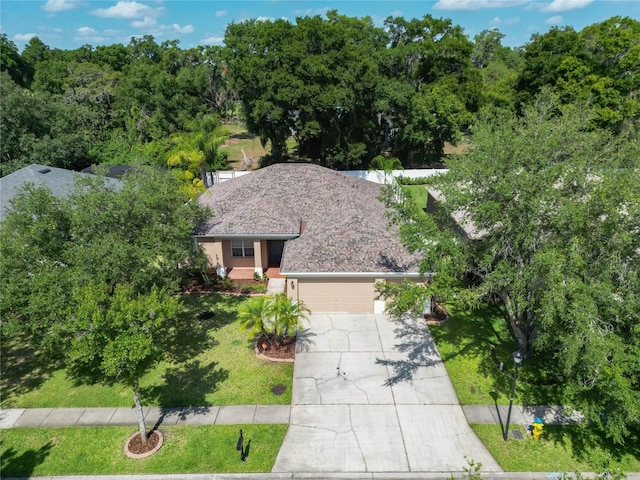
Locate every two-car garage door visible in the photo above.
<box><xmin>296</xmin><ymin>278</ymin><xmax>376</xmax><ymax>313</ymax></box>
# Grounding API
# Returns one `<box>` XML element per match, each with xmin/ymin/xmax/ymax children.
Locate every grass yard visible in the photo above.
<box><xmin>221</xmin><ymin>123</ymin><xmax>270</xmax><ymax>170</ymax></box>
<box><xmin>1</xmin><ymin>293</ymin><xmax>293</xmax><ymax>408</ymax></box>
<box><xmin>401</xmin><ymin>185</ymin><xmax>428</xmax><ymax>213</ymax></box>
<box><xmin>429</xmin><ymin>303</ymin><xmax>565</xmax><ymax>406</ymax></box>
<box><xmin>471</xmin><ymin>424</ymin><xmax>640</xmax><ymax>473</ymax></box>
<box><xmin>221</xmin><ymin>123</ymin><xmax>298</xmax><ymax>170</ymax></box>
<box><xmin>0</xmin><ymin>424</ymin><xmax>288</xmax><ymax>476</ymax></box>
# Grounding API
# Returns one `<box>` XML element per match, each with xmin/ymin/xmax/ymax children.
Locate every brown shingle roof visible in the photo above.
<box><xmin>196</xmin><ymin>163</ymin><xmax>419</xmax><ymax>274</ymax></box>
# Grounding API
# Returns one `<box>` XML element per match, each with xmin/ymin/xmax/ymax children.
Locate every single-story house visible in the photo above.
<box><xmin>194</xmin><ymin>163</ymin><xmax>423</xmax><ymax>313</ymax></box>
<box><xmin>0</xmin><ymin>164</ymin><xmax>121</xmax><ymax>222</ymax></box>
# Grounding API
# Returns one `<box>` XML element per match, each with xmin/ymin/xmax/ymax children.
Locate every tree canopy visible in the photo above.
<box><xmin>1</xmin><ymin>15</ymin><xmax>637</xmax><ymax>174</ymax></box>
<box><xmin>0</xmin><ymin>168</ymin><xmax>211</xmax><ymax>441</ymax></box>
<box><xmin>380</xmin><ymin>92</ymin><xmax>640</xmax><ymax>443</ymax></box>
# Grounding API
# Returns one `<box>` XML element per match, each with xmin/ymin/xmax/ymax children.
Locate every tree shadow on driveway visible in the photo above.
<box><xmin>375</xmin><ymin>314</ymin><xmax>441</xmax><ymax>386</ymax></box>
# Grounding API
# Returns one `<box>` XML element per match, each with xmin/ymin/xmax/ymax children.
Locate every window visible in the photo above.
<box><xmin>231</xmin><ymin>239</ymin><xmax>254</xmax><ymax>257</ymax></box>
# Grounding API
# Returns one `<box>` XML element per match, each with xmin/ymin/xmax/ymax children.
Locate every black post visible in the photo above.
<box><xmin>503</xmin><ymin>351</ymin><xmax>522</xmax><ymax>441</ymax></box>
<box><xmin>236</xmin><ymin>429</ymin><xmax>244</xmax><ymax>460</ymax></box>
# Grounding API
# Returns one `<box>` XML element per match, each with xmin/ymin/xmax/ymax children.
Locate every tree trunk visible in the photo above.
<box><xmin>497</xmin><ymin>290</ymin><xmax>530</xmax><ymax>355</ymax></box>
<box><xmin>133</xmin><ymin>379</ymin><xmax>148</xmax><ymax>444</ymax></box>
<box><xmin>271</xmin><ymin>142</ymin><xmax>283</xmax><ymax>162</ymax></box>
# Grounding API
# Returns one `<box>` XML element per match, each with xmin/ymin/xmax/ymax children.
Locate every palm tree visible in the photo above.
<box><xmin>237</xmin><ymin>295</ymin><xmax>273</xmax><ymax>344</ymax></box>
<box><xmin>238</xmin><ymin>294</ymin><xmax>309</xmax><ymax>347</ymax></box>
<box><xmin>271</xmin><ymin>293</ymin><xmax>310</xmax><ymax>343</ymax></box>
<box><xmin>369</xmin><ymin>155</ymin><xmax>403</xmax><ymax>185</ymax></box>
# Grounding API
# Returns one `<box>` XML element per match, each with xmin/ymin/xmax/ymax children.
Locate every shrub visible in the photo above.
<box><xmin>397</xmin><ymin>176</ymin><xmax>432</xmax><ymax>185</ymax></box>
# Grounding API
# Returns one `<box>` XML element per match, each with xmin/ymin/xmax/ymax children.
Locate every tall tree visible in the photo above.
<box><xmin>381</xmin><ymin>15</ymin><xmax>480</xmax><ymax>163</ymax></box>
<box><xmin>380</xmin><ymin>91</ymin><xmax>639</xmax><ymax>443</ymax></box>
<box><xmin>516</xmin><ymin>26</ymin><xmax>584</xmax><ymax>105</ymax></box>
<box><xmin>224</xmin><ymin>17</ymin><xmax>300</xmax><ymax>162</ymax></box>
<box><xmin>0</xmin><ymin>34</ymin><xmax>27</xmax><ymax>86</ymax></box>
<box><xmin>1</xmin><ymin>169</ymin><xmax>211</xmax><ymax>441</ymax></box>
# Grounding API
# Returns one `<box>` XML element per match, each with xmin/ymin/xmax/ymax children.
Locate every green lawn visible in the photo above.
<box><xmin>429</xmin><ymin>303</ymin><xmax>564</xmax><ymax>406</ymax></box>
<box><xmin>0</xmin><ymin>424</ymin><xmax>288</xmax><ymax>476</ymax></box>
<box><xmin>1</xmin><ymin>293</ymin><xmax>293</xmax><ymax>408</ymax></box>
<box><xmin>221</xmin><ymin>125</ymin><xmax>270</xmax><ymax>170</ymax></box>
<box><xmin>471</xmin><ymin>424</ymin><xmax>640</xmax><ymax>473</ymax></box>
<box><xmin>401</xmin><ymin>185</ymin><xmax>428</xmax><ymax>213</ymax></box>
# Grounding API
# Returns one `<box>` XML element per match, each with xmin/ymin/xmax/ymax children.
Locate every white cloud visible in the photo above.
<box><xmin>546</xmin><ymin>15</ymin><xmax>563</xmax><ymax>24</ymax></box>
<box><xmin>91</xmin><ymin>1</ymin><xmax>163</xmax><ymax>19</ymax></box>
<box><xmin>434</xmin><ymin>0</ymin><xmax>528</xmax><ymax>10</ymax></box>
<box><xmin>131</xmin><ymin>16</ymin><xmax>157</xmax><ymax>28</ymax></box>
<box><xmin>172</xmin><ymin>24</ymin><xmax>194</xmax><ymax>34</ymax></box>
<box><xmin>215</xmin><ymin>10</ymin><xmax>227</xmax><ymax>17</ymax></box>
<box><xmin>200</xmin><ymin>35</ymin><xmax>224</xmax><ymax>45</ymax></box>
<box><xmin>541</xmin><ymin>0</ymin><xmax>593</xmax><ymax>12</ymax></box>
<box><xmin>14</xmin><ymin>33</ymin><xmax>37</xmax><ymax>42</ymax></box>
<box><xmin>42</xmin><ymin>0</ymin><xmax>78</xmax><ymax>12</ymax></box>
<box><xmin>76</xmin><ymin>26</ymin><xmax>98</xmax><ymax>35</ymax></box>
<box><xmin>255</xmin><ymin>16</ymin><xmax>275</xmax><ymax>22</ymax></box>
<box><xmin>490</xmin><ymin>16</ymin><xmax>520</xmax><ymax>25</ymax></box>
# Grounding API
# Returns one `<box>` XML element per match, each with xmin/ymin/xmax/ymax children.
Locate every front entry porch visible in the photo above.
<box><xmin>226</xmin><ymin>266</ymin><xmax>284</xmax><ymax>280</ymax></box>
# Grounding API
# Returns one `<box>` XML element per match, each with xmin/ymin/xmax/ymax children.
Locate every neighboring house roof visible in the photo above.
<box><xmin>0</xmin><ymin>164</ymin><xmax>121</xmax><ymax>222</ymax></box>
<box><xmin>426</xmin><ymin>186</ymin><xmax>488</xmax><ymax>241</ymax></box>
<box><xmin>81</xmin><ymin>165</ymin><xmax>134</xmax><ymax>178</ymax></box>
<box><xmin>196</xmin><ymin>163</ymin><xmax>420</xmax><ymax>275</ymax></box>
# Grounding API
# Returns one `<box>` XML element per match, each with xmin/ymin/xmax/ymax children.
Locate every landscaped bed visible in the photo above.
<box><xmin>1</xmin><ymin>293</ymin><xmax>293</xmax><ymax>408</ymax></box>
<box><xmin>0</xmin><ymin>424</ymin><xmax>288</xmax><ymax>476</ymax></box>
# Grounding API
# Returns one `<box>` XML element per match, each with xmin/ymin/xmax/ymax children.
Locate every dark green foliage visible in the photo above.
<box><xmin>2</xmin><ymin>15</ymin><xmax>637</xmax><ymax>176</ymax></box>
<box><xmin>383</xmin><ymin>92</ymin><xmax>640</xmax><ymax>443</ymax></box>
<box><xmin>0</xmin><ymin>168</ymin><xmax>211</xmax><ymax>351</ymax></box>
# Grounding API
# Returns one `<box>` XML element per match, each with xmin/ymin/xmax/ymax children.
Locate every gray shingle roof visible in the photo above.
<box><xmin>0</xmin><ymin>164</ymin><xmax>121</xmax><ymax>222</ymax></box>
<box><xmin>196</xmin><ymin>163</ymin><xmax>419</xmax><ymax>274</ymax></box>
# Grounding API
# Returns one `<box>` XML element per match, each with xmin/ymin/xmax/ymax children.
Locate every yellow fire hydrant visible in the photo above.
<box><xmin>531</xmin><ymin>417</ymin><xmax>544</xmax><ymax>440</ymax></box>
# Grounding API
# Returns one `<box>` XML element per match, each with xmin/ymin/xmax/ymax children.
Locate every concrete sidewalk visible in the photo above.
<box><xmin>0</xmin><ymin>405</ymin><xmax>290</xmax><ymax>429</ymax></box>
<box><xmin>4</xmin><ymin>474</ymin><xmax>640</xmax><ymax>480</ymax></box>
<box><xmin>1</xmin><ymin>312</ymin><xmax>603</xmax><ymax>479</ymax></box>
<box><xmin>0</xmin><ymin>403</ymin><xmax>582</xmax><ymax>430</ymax></box>
<box><xmin>463</xmin><ymin>404</ymin><xmax>583</xmax><ymax>426</ymax></box>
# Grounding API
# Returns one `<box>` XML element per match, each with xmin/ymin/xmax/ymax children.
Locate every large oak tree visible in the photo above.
<box><xmin>381</xmin><ymin>92</ymin><xmax>640</xmax><ymax>443</ymax></box>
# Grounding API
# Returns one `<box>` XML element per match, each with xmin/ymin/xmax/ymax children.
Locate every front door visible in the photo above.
<box><xmin>268</xmin><ymin>240</ymin><xmax>285</xmax><ymax>267</ymax></box>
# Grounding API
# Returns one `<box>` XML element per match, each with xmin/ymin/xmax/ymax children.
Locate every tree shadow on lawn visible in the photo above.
<box><xmin>429</xmin><ymin>303</ymin><xmax>514</xmax><ymax>395</ymax></box>
<box><xmin>542</xmin><ymin>424</ymin><xmax>640</xmax><ymax>470</ymax></box>
<box><xmin>65</xmin><ymin>293</ymin><xmax>242</xmax><ymax>391</ymax></box>
<box><xmin>430</xmin><ymin>302</ymin><xmax>564</xmax><ymax>405</ymax></box>
<box><xmin>0</xmin><ymin>333</ymin><xmax>63</xmax><ymax>407</ymax></box>
<box><xmin>375</xmin><ymin>314</ymin><xmax>443</xmax><ymax>386</ymax></box>
<box><xmin>0</xmin><ymin>442</ymin><xmax>53</xmax><ymax>477</ymax></box>
<box><xmin>140</xmin><ymin>359</ymin><xmax>229</xmax><ymax>407</ymax></box>
<box><xmin>161</xmin><ymin>293</ymin><xmax>246</xmax><ymax>363</ymax></box>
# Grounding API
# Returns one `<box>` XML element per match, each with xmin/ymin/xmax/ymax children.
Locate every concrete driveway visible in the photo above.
<box><xmin>272</xmin><ymin>313</ymin><xmax>502</xmax><ymax>474</ymax></box>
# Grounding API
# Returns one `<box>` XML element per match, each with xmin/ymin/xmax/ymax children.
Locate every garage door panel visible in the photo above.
<box><xmin>298</xmin><ymin>278</ymin><xmax>375</xmax><ymax>313</ymax></box>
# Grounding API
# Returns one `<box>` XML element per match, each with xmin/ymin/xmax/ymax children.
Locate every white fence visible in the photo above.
<box><xmin>341</xmin><ymin>169</ymin><xmax>448</xmax><ymax>185</ymax></box>
<box><xmin>212</xmin><ymin>168</ymin><xmax>448</xmax><ymax>185</ymax></box>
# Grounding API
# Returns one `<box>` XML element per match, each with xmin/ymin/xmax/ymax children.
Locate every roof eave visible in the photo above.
<box><xmin>194</xmin><ymin>233</ymin><xmax>299</xmax><ymax>240</ymax></box>
<box><xmin>281</xmin><ymin>271</ymin><xmax>430</xmax><ymax>278</ymax></box>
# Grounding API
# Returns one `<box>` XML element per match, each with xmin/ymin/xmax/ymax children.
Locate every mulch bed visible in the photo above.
<box><xmin>256</xmin><ymin>337</ymin><xmax>296</xmax><ymax>360</ymax></box>
<box><xmin>127</xmin><ymin>430</ymin><xmax>161</xmax><ymax>456</ymax></box>
<box><xmin>424</xmin><ymin>302</ymin><xmax>449</xmax><ymax>324</ymax></box>
<box><xmin>182</xmin><ymin>278</ymin><xmax>266</xmax><ymax>295</ymax></box>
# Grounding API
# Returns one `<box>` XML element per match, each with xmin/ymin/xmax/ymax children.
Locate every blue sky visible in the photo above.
<box><xmin>2</xmin><ymin>0</ymin><xmax>638</xmax><ymax>51</ymax></box>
